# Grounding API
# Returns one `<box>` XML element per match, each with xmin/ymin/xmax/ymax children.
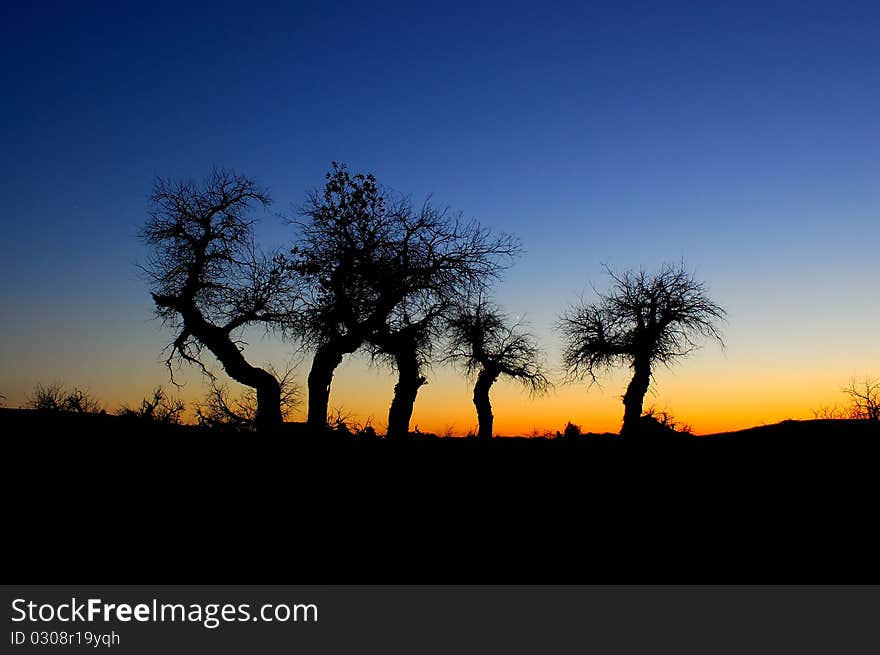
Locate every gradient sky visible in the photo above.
<box><xmin>1</xmin><ymin>0</ymin><xmax>877</xmax><ymax>434</ymax></box>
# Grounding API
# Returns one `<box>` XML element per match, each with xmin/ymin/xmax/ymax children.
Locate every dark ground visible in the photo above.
<box><xmin>3</xmin><ymin>408</ymin><xmax>878</xmax><ymax>583</ymax></box>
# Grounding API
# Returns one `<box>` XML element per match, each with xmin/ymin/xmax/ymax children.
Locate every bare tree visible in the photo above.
<box><xmin>842</xmin><ymin>377</ymin><xmax>880</xmax><ymax>421</ymax></box>
<box><xmin>559</xmin><ymin>263</ymin><xmax>725</xmax><ymax>436</ymax></box>
<box><xmin>294</xmin><ymin>163</ymin><xmax>519</xmax><ymax>432</ymax></box>
<box><xmin>143</xmin><ymin>169</ymin><xmax>300</xmax><ymax>432</ymax></box>
<box><xmin>446</xmin><ymin>297</ymin><xmax>550</xmax><ymax>439</ymax></box>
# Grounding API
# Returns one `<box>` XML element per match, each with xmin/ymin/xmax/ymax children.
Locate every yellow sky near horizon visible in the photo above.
<box><xmin>3</xmin><ymin>273</ymin><xmax>877</xmax><ymax>437</ymax></box>
<box><xmin>3</xmin><ymin>339</ymin><xmax>874</xmax><ymax>436</ymax></box>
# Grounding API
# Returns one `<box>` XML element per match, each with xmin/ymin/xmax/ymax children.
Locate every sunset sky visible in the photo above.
<box><xmin>1</xmin><ymin>1</ymin><xmax>877</xmax><ymax>435</ymax></box>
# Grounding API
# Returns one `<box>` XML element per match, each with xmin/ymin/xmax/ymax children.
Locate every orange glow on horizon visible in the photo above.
<box><xmin>2</xmin><ymin>344</ymin><xmax>874</xmax><ymax>437</ymax></box>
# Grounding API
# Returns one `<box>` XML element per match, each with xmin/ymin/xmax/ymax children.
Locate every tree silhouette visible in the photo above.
<box><xmin>366</xmin><ymin>296</ymin><xmax>446</xmax><ymax>439</ymax></box>
<box><xmin>143</xmin><ymin>169</ymin><xmax>300</xmax><ymax>432</ymax></box>
<box><xmin>294</xmin><ymin>163</ymin><xmax>519</xmax><ymax>432</ymax></box>
<box><xmin>560</xmin><ymin>263</ymin><xmax>725</xmax><ymax>436</ymax></box>
<box><xmin>363</xmin><ymin>210</ymin><xmax>520</xmax><ymax>438</ymax></box>
<box><xmin>843</xmin><ymin>377</ymin><xmax>880</xmax><ymax>421</ymax></box>
<box><xmin>295</xmin><ymin>164</ymin><xmax>400</xmax><ymax>429</ymax></box>
<box><xmin>446</xmin><ymin>297</ymin><xmax>550</xmax><ymax>439</ymax></box>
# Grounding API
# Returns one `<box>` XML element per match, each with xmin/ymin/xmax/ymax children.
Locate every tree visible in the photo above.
<box><xmin>446</xmin><ymin>297</ymin><xmax>550</xmax><ymax>439</ymax></box>
<box><xmin>559</xmin><ymin>263</ymin><xmax>725</xmax><ymax>436</ymax></box>
<box><xmin>366</xmin><ymin>297</ymin><xmax>445</xmax><ymax>439</ymax></box>
<box><xmin>294</xmin><ymin>164</ymin><xmax>399</xmax><ymax>429</ymax></box>
<box><xmin>294</xmin><ymin>164</ymin><xmax>519</xmax><ymax>432</ymax></box>
<box><xmin>813</xmin><ymin>378</ymin><xmax>880</xmax><ymax>421</ymax></box>
<box><xmin>143</xmin><ymin>169</ymin><xmax>300</xmax><ymax>432</ymax></box>
<box><xmin>842</xmin><ymin>377</ymin><xmax>880</xmax><ymax>421</ymax></box>
<box><xmin>363</xmin><ymin>208</ymin><xmax>521</xmax><ymax>439</ymax></box>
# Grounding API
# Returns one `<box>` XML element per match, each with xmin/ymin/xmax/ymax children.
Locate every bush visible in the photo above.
<box><xmin>640</xmin><ymin>406</ymin><xmax>693</xmax><ymax>435</ymax></box>
<box><xmin>559</xmin><ymin>421</ymin><xmax>582</xmax><ymax>439</ymax></box>
<box><xmin>196</xmin><ymin>385</ymin><xmax>260</xmax><ymax>431</ymax></box>
<box><xmin>843</xmin><ymin>377</ymin><xmax>880</xmax><ymax>421</ymax></box>
<box><xmin>28</xmin><ymin>383</ymin><xmax>102</xmax><ymax>414</ymax></box>
<box><xmin>118</xmin><ymin>387</ymin><xmax>185</xmax><ymax>424</ymax></box>
<box><xmin>812</xmin><ymin>378</ymin><xmax>880</xmax><ymax>422</ymax></box>
<box><xmin>195</xmin><ymin>369</ymin><xmax>300</xmax><ymax>432</ymax></box>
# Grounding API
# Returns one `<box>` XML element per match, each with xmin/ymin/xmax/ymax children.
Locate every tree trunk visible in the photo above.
<box><xmin>621</xmin><ymin>354</ymin><xmax>651</xmax><ymax>436</ymax></box>
<box><xmin>152</xmin><ymin>294</ymin><xmax>284</xmax><ymax>432</ymax></box>
<box><xmin>190</xmin><ymin>320</ymin><xmax>283</xmax><ymax>431</ymax></box>
<box><xmin>473</xmin><ymin>368</ymin><xmax>499</xmax><ymax>439</ymax></box>
<box><xmin>252</xmin><ymin>373</ymin><xmax>283</xmax><ymax>432</ymax></box>
<box><xmin>306</xmin><ymin>344</ymin><xmax>345</xmax><ymax>431</ymax></box>
<box><xmin>386</xmin><ymin>348</ymin><xmax>426</xmax><ymax>439</ymax></box>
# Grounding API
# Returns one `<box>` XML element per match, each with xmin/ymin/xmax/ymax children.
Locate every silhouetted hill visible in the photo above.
<box><xmin>3</xmin><ymin>408</ymin><xmax>877</xmax><ymax>582</ymax></box>
<box><xmin>705</xmin><ymin>417</ymin><xmax>878</xmax><ymax>440</ymax></box>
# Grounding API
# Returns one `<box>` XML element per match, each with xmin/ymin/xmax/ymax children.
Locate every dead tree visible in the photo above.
<box><xmin>560</xmin><ymin>263</ymin><xmax>725</xmax><ymax>436</ymax></box>
<box><xmin>143</xmin><ymin>169</ymin><xmax>299</xmax><ymax>432</ymax></box>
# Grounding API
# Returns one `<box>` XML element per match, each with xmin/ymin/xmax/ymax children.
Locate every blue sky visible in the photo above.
<box><xmin>1</xmin><ymin>1</ymin><xmax>877</xmax><ymax>432</ymax></box>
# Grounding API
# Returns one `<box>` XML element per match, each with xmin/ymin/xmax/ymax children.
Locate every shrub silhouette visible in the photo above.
<box><xmin>196</xmin><ymin>385</ymin><xmax>257</xmax><ymax>431</ymax></box>
<box><xmin>28</xmin><ymin>383</ymin><xmax>102</xmax><ymax>414</ymax></box>
<box><xmin>561</xmin><ymin>421</ymin><xmax>583</xmax><ymax>439</ymax></box>
<box><xmin>641</xmin><ymin>406</ymin><xmax>693</xmax><ymax>435</ymax></box>
<box><xmin>843</xmin><ymin>377</ymin><xmax>880</xmax><ymax>421</ymax></box>
<box><xmin>196</xmin><ymin>367</ymin><xmax>300</xmax><ymax>431</ymax></box>
<box><xmin>815</xmin><ymin>377</ymin><xmax>880</xmax><ymax>421</ymax></box>
<box><xmin>118</xmin><ymin>386</ymin><xmax>185</xmax><ymax>424</ymax></box>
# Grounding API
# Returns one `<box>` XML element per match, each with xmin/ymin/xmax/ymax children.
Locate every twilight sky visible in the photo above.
<box><xmin>1</xmin><ymin>0</ymin><xmax>877</xmax><ymax>434</ymax></box>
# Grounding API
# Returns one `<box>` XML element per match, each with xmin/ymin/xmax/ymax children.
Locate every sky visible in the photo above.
<box><xmin>1</xmin><ymin>0</ymin><xmax>877</xmax><ymax>434</ymax></box>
